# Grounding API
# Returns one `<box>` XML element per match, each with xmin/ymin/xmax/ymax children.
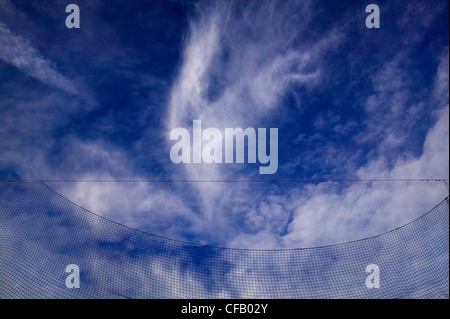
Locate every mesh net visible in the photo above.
<box><xmin>0</xmin><ymin>181</ymin><xmax>448</xmax><ymax>299</ymax></box>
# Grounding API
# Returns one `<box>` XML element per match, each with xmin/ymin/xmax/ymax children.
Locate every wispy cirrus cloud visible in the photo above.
<box><xmin>167</xmin><ymin>0</ymin><xmax>340</xmax><ymax>130</ymax></box>
<box><xmin>164</xmin><ymin>0</ymin><xmax>343</xmax><ymax>225</ymax></box>
<box><xmin>0</xmin><ymin>23</ymin><xmax>79</xmax><ymax>95</ymax></box>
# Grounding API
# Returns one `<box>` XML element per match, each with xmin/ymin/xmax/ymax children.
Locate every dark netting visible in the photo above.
<box><xmin>0</xmin><ymin>181</ymin><xmax>448</xmax><ymax>299</ymax></box>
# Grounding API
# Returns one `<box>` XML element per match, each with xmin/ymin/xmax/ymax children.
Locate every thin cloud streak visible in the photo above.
<box><xmin>0</xmin><ymin>24</ymin><xmax>78</xmax><ymax>95</ymax></box>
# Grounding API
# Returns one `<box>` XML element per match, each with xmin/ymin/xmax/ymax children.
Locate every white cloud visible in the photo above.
<box><xmin>0</xmin><ymin>24</ymin><xmax>79</xmax><ymax>95</ymax></box>
<box><xmin>281</xmin><ymin>47</ymin><xmax>449</xmax><ymax>248</ymax></box>
<box><xmin>164</xmin><ymin>0</ymin><xmax>342</xmax><ymax>233</ymax></box>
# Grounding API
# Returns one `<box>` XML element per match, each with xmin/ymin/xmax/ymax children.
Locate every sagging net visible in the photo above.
<box><xmin>0</xmin><ymin>181</ymin><xmax>448</xmax><ymax>299</ymax></box>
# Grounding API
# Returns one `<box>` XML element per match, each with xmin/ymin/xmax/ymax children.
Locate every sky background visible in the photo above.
<box><xmin>0</xmin><ymin>0</ymin><xmax>449</xmax><ymax>249</ymax></box>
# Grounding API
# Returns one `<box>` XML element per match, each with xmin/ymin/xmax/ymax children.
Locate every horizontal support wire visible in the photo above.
<box><xmin>0</xmin><ymin>178</ymin><xmax>448</xmax><ymax>183</ymax></box>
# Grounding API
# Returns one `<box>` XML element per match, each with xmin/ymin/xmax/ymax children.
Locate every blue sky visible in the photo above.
<box><xmin>0</xmin><ymin>0</ymin><xmax>449</xmax><ymax>249</ymax></box>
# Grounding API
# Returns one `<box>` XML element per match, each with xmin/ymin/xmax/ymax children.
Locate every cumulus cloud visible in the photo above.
<box><xmin>281</xmin><ymin>48</ymin><xmax>449</xmax><ymax>248</ymax></box>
